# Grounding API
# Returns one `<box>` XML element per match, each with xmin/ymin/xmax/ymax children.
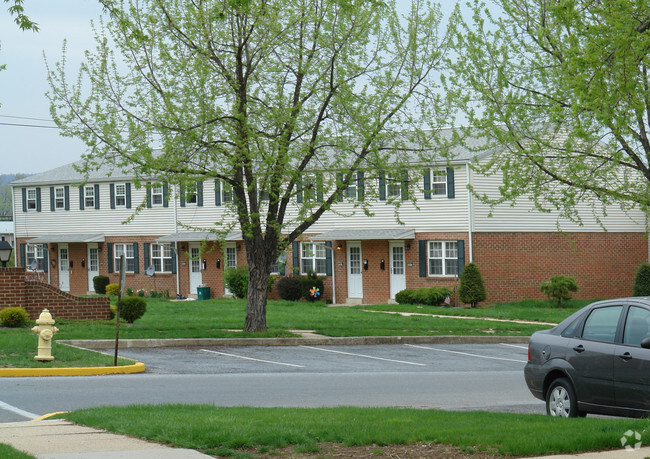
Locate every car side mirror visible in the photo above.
<box><xmin>641</xmin><ymin>337</ymin><xmax>650</xmax><ymax>349</ymax></box>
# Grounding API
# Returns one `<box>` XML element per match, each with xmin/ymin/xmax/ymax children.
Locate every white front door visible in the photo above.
<box><xmin>389</xmin><ymin>241</ymin><xmax>406</xmax><ymax>299</ymax></box>
<box><xmin>87</xmin><ymin>243</ymin><xmax>99</xmax><ymax>292</ymax></box>
<box><xmin>58</xmin><ymin>244</ymin><xmax>70</xmax><ymax>292</ymax></box>
<box><xmin>189</xmin><ymin>242</ymin><xmax>202</xmax><ymax>295</ymax></box>
<box><xmin>347</xmin><ymin>241</ymin><xmax>363</xmax><ymax>299</ymax></box>
<box><xmin>224</xmin><ymin>243</ymin><xmax>237</xmax><ymax>295</ymax></box>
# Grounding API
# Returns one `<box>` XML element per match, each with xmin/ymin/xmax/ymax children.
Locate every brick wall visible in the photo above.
<box><xmin>0</xmin><ymin>267</ymin><xmax>110</xmax><ymax>320</ymax></box>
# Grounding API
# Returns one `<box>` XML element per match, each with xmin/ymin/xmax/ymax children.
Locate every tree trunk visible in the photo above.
<box><xmin>244</xmin><ymin>267</ymin><xmax>269</xmax><ymax>332</ymax></box>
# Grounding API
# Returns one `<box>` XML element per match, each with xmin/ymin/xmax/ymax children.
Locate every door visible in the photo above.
<box><xmin>614</xmin><ymin>305</ymin><xmax>650</xmax><ymax>410</ymax></box>
<box><xmin>389</xmin><ymin>241</ymin><xmax>406</xmax><ymax>299</ymax></box>
<box><xmin>87</xmin><ymin>243</ymin><xmax>99</xmax><ymax>292</ymax></box>
<box><xmin>188</xmin><ymin>242</ymin><xmax>202</xmax><ymax>296</ymax></box>
<box><xmin>224</xmin><ymin>243</ymin><xmax>237</xmax><ymax>295</ymax></box>
<box><xmin>58</xmin><ymin>244</ymin><xmax>70</xmax><ymax>292</ymax></box>
<box><xmin>347</xmin><ymin>241</ymin><xmax>363</xmax><ymax>299</ymax></box>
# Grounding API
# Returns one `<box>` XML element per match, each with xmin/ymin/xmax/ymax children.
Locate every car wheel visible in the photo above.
<box><xmin>546</xmin><ymin>378</ymin><xmax>579</xmax><ymax>417</ymax></box>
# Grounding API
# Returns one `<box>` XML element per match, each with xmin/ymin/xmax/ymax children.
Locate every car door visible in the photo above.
<box><xmin>614</xmin><ymin>305</ymin><xmax>650</xmax><ymax>410</ymax></box>
<box><xmin>566</xmin><ymin>305</ymin><xmax>623</xmax><ymax>407</ymax></box>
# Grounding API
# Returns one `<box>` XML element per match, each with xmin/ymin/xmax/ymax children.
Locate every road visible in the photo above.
<box><xmin>0</xmin><ymin>343</ymin><xmax>545</xmax><ymax>422</ymax></box>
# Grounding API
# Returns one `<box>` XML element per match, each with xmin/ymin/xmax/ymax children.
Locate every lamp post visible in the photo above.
<box><xmin>0</xmin><ymin>236</ymin><xmax>13</xmax><ymax>268</ymax></box>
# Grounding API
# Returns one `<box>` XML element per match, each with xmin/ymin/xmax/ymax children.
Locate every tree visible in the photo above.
<box><xmin>540</xmin><ymin>275</ymin><xmax>578</xmax><ymax>308</ymax></box>
<box><xmin>449</xmin><ymin>0</ymin><xmax>650</xmax><ymax>224</ymax></box>
<box><xmin>4</xmin><ymin>0</ymin><xmax>38</xmax><ymax>31</ymax></box>
<box><xmin>47</xmin><ymin>0</ymin><xmax>455</xmax><ymax>331</ymax></box>
<box><xmin>458</xmin><ymin>262</ymin><xmax>486</xmax><ymax>308</ymax></box>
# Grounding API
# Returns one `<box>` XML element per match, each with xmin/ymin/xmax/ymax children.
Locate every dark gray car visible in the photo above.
<box><xmin>525</xmin><ymin>297</ymin><xmax>650</xmax><ymax>418</ymax></box>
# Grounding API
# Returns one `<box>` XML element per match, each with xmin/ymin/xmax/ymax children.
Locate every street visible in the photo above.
<box><xmin>0</xmin><ymin>343</ymin><xmax>545</xmax><ymax>422</ymax></box>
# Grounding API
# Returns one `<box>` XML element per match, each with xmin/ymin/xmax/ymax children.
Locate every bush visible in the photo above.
<box><xmin>126</xmin><ymin>287</ymin><xmax>133</xmax><ymax>296</ymax></box>
<box><xmin>109</xmin><ymin>304</ymin><xmax>117</xmax><ymax>320</ymax></box>
<box><xmin>119</xmin><ymin>296</ymin><xmax>147</xmax><ymax>323</ymax></box>
<box><xmin>300</xmin><ymin>272</ymin><xmax>325</xmax><ymax>302</ymax></box>
<box><xmin>395</xmin><ymin>287</ymin><xmax>453</xmax><ymax>306</ymax></box>
<box><xmin>105</xmin><ymin>283</ymin><xmax>120</xmax><ymax>296</ymax></box>
<box><xmin>93</xmin><ymin>275</ymin><xmax>110</xmax><ymax>294</ymax></box>
<box><xmin>634</xmin><ymin>264</ymin><xmax>650</xmax><ymax>296</ymax></box>
<box><xmin>459</xmin><ymin>262</ymin><xmax>487</xmax><ymax>308</ymax></box>
<box><xmin>540</xmin><ymin>275</ymin><xmax>578</xmax><ymax>308</ymax></box>
<box><xmin>276</xmin><ymin>276</ymin><xmax>302</xmax><ymax>301</ymax></box>
<box><xmin>0</xmin><ymin>307</ymin><xmax>30</xmax><ymax>328</ymax></box>
<box><xmin>224</xmin><ymin>265</ymin><xmax>249</xmax><ymax>299</ymax></box>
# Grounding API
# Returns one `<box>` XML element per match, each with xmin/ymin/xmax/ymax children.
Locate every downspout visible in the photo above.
<box><xmin>173</xmin><ymin>184</ymin><xmax>180</xmax><ymax>297</ymax></box>
<box><xmin>466</xmin><ymin>163</ymin><xmax>474</xmax><ymax>263</ymax></box>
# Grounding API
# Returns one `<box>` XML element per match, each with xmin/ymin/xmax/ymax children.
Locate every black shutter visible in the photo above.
<box><xmin>144</xmin><ymin>243</ymin><xmax>150</xmax><ymax>269</ymax></box>
<box><xmin>423</xmin><ymin>169</ymin><xmax>431</xmax><ymax>200</ymax></box>
<box><xmin>36</xmin><ymin>188</ymin><xmax>41</xmax><ymax>212</ymax></box>
<box><xmin>133</xmin><ymin>242</ymin><xmax>139</xmax><ymax>273</ymax></box>
<box><xmin>357</xmin><ymin>171</ymin><xmax>365</xmax><ymax>201</ymax></box>
<box><xmin>107</xmin><ymin>242</ymin><xmax>113</xmax><ymax>273</ymax></box>
<box><xmin>110</xmin><ymin>184</ymin><xmax>115</xmax><ymax>209</ymax></box>
<box><xmin>197</xmin><ymin>181</ymin><xmax>203</xmax><ymax>206</ymax></box>
<box><xmin>180</xmin><ymin>185</ymin><xmax>186</xmax><ymax>207</ymax></box>
<box><xmin>447</xmin><ymin>167</ymin><xmax>455</xmax><ymax>199</ymax></box>
<box><xmin>296</xmin><ymin>178</ymin><xmax>303</xmax><ymax>204</ymax></box>
<box><xmin>22</xmin><ymin>188</ymin><xmax>26</xmax><ymax>212</ymax></box>
<box><xmin>126</xmin><ymin>183</ymin><xmax>132</xmax><ymax>208</ymax></box>
<box><xmin>94</xmin><ymin>184</ymin><xmax>100</xmax><ymax>209</ymax></box>
<box><xmin>163</xmin><ymin>182</ymin><xmax>169</xmax><ymax>207</ymax></box>
<box><xmin>317</xmin><ymin>175</ymin><xmax>323</xmax><ymax>203</ymax></box>
<box><xmin>20</xmin><ymin>243</ymin><xmax>26</xmax><ymax>267</ymax></box>
<box><xmin>79</xmin><ymin>186</ymin><xmax>85</xmax><ymax>210</ymax></box>
<box><xmin>50</xmin><ymin>187</ymin><xmax>55</xmax><ymax>211</ymax></box>
<box><xmin>292</xmin><ymin>241</ymin><xmax>300</xmax><ymax>275</ymax></box>
<box><xmin>42</xmin><ymin>244</ymin><xmax>49</xmax><ymax>273</ymax></box>
<box><xmin>457</xmin><ymin>239</ymin><xmax>465</xmax><ymax>275</ymax></box>
<box><xmin>64</xmin><ymin>186</ymin><xmax>70</xmax><ymax>210</ymax></box>
<box><xmin>400</xmin><ymin>170</ymin><xmax>408</xmax><ymax>200</ymax></box>
<box><xmin>336</xmin><ymin>173</ymin><xmax>343</xmax><ymax>202</ymax></box>
<box><xmin>325</xmin><ymin>241</ymin><xmax>332</xmax><ymax>276</ymax></box>
<box><xmin>379</xmin><ymin>172</ymin><xmax>386</xmax><ymax>201</ymax></box>
<box><xmin>215</xmin><ymin>179</ymin><xmax>222</xmax><ymax>206</ymax></box>
<box><xmin>171</xmin><ymin>242</ymin><xmax>177</xmax><ymax>274</ymax></box>
<box><xmin>418</xmin><ymin>240</ymin><xmax>427</xmax><ymax>277</ymax></box>
<box><xmin>146</xmin><ymin>183</ymin><xmax>152</xmax><ymax>208</ymax></box>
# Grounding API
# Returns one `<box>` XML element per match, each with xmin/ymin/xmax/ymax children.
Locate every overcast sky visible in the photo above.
<box><xmin>0</xmin><ymin>1</ymin><xmax>457</xmax><ymax>175</ymax></box>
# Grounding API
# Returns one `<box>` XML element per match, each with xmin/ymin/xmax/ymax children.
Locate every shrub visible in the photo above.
<box><xmin>0</xmin><ymin>307</ymin><xmax>30</xmax><ymax>328</ymax></box>
<box><xmin>137</xmin><ymin>289</ymin><xmax>145</xmax><ymax>297</ymax></box>
<box><xmin>119</xmin><ymin>296</ymin><xmax>147</xmax><ymax>323</ymax></box>
<box><xmin>395</xmin><ymin>287</ymin><xmax>453</xmax><ymax>306</ymax></box>
<box><xmin>541</xmin><ymin>275</ymin><xmax>578</xmax><ymax>308</ymax></box>
<box><xmin>224</xmin><ymin>265</ymin><xmax>249</xmax><ymax>298</ymax></box>
<box><xmin>459</xmin><ymin>262</ymin><xmax>487</xmax><ymax>308</ymax></box>
<box><xmin>105</xmin><ymin>283</ymin><xmax>120</xmax><ymax>296</ymax></box>
<box><xmin>109</xmin><ymin>304</ymin><xmax>117</xmax><ymax>320</ymax></box>
<box><xmin>93</xmin><ymin>275</ymin><xmax>110</xmax><ymax>294</ymax></box>
<box><xmin>300</xmin><ymin>272</ymin><xmax>325</xmax><ymax>302</ymax></box>
<box><xmin>634</xmin><ymin>264</ymin><xmax>650</xmax><ymax>296</ymax></box>
<box><xmin>276</xmin><ymin>276</ymin><xmax>302</xmax><ymax>301</ymax></box>
<box><xmin>125</xmin><ymin>287</ymin><xmax>133</xmax><ymax>296</ymax></box>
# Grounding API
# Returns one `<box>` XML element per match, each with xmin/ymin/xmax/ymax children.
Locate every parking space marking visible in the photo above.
<box><xmin>0</xmin><ymin>400</ymin><xmax>40</xmax><ymax>419</ymax></box>
<box><xmin>500</xmin><ymin>343</ymin><xmax>528</xmax><ymax>350</ymax></box>
<box><xmin>201</xmin><ymin>349</ymin><xmax>305</xmax><ymax>368</ymax></box>
<box><xmin>301</xmin><ymin>346</ymin><xmax>426</xmax><ymax>366</ymax></box>
<box><xmin>405</xmin><ymin>344</ymin><xmax>527</xmax><ymax>363</ymax></box>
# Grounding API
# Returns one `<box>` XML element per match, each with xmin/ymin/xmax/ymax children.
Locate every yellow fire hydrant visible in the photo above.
<box><xmin>31</xmin><ymin>309</ymin><xmax>59</xmax><ymax>361</ymax></box>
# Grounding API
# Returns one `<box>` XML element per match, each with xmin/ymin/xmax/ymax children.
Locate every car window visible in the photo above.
<box><xmin>581</xmin><ymin>306</ymin><xmax>623</xmax><ymax>343</ymax></box>
<box><xmin>561</xmin><ymin>315</ymin><xmax>583</xmax><ymax>338</ymax></box>
<box><xmin>623</xmin><ymin>306</ymin><xmax>650</xmax><ymax>346</ymax></box>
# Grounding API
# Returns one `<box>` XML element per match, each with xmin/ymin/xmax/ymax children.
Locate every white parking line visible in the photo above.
<box><xmin>405</xmin><ymin>344</ymin><xmax>527</xmax><ymax>363</ymax></box>
<box><xmin>500</xmin><ymin>343</ymin><xmax>528</xmax><ymax>350</ymax></box>
<box><xmin>201</xmin><ymin>349</ymin><xmax>305</xmax><ymax>368</ymax></box>
<box><xmin>301</xmin><ymin>346</ymin><xmax>426</xmax><ymax>366</ymax></box>
<box><xmin>0</xmin><ymin>400</ymin><xmax>40</xmax><ymax>419</ymax></box>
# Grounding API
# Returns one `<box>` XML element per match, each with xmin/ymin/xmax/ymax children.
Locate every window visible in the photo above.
<box><xmin>428</xmin><ymin>241</ymin><xmax>459</xmax><ymax>276</ymax></box>
<box><xmin>114</xmin><ymin>184</ymin><xmax>127</xmax><ymax>207</ymax></box>
<box><xmin>27</xmin><ymin>189</ymin><xmax>37</xmax><ymax>210</ymax></box>
<box><xmin>54</xmin><ymin>187</ymin><xmax>65</xmax><ymax>209</ymax></box>
<box><xmin>302</xmin><ymin>174</ymin><xmax>317</xmax><ymax>202</ymax></box>
<box><xmin>151</xmin><ymin>243</ymin><xmax>173</xmax><ymax>272</ymax></box>
<box><xmin>114</xmin><ymin>243</ymin><xmax>135</xmax><ymax>272</ymax></box>
<box><xmin>582</xmin><ymin>306</ymin><xmax>623</xmax><ymax>343</ymax></box>
<box><xmin>430</xmin><ymin>170</ymin><xmax>447</xmax><ymax>196</ymax></box>
<box><xmin>424</xmin><ymin>167</ymin><xmax>454</xmax><ymax>199</ymax></box>
<box><xmin>301</xmin><ymin>242</ymin><xmax>326</xmax><ymax>275</ymax></box>
<box><xmin>151</xmin><ymin>185</ymin><xmax>164</xmax><ymax>206</ymax></box>
<box><xmin>26</xmin><ymin>244</ymin><xmax>46</xmax><ymax>270</ymax></box>
<box><xmin>379</xmin><ymin>171</ymin><xmax>407</xmax><ymax>201</ymax></box>
<box><xmin>623</xmin><ymin>306</ymin><xmax>650</xmax><ymax>346</ymax></box>
<box><xmin>387</xmin><ymin>176</ymin><xmax>402</xmax><ymax>198</ymax></box>
<box><xmin>85</xmin><ymin>186</ymin><xmax>95</xmax><ymax>208</ymax></box>
<box><xmin>223</xmin><ymin>183</ymin><xmax>233</xmax><ymax>203</ymax></box>
<box><xmin>182</xmin><ymin>182</ymin><xmax>202</xmax><ymax>206</ymax></box>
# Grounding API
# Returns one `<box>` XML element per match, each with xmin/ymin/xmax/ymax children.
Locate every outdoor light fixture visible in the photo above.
<box><xmin>0</xmin><ymin>237</ymin><xmax>13</xmax><ymax>268</ymax></box>
<box><xmin>336</xmin><ymin>244</ymin><xmax>342</xmax><ymax>250</ymax></box>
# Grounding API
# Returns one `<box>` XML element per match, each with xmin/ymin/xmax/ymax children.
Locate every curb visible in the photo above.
<box><xmin>59</xmin><ymin>334</ymin><xmax>530</xmax><ymax>350</ymax></box>
<box><xmin>0</xmin><ymin>361</ymin><xmax>145</xmax><ymax>377</ymax></box>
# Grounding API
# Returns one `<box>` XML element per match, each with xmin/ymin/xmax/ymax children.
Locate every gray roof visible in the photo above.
<box><xmin>27</xmin><ymin>234</ymin><xmax>106</xmax><ymax>244</ymax></box>
<box><xmin>156</xmin><ymin>231</ymin><xmax>243</xmax><ymax>242</ymax></box>
<box><xmin>310</xmin><ymin>228</ymin><xmax>416</xmax><ymax>241</ymax></box>
<box><xmin>10</xmin><ymin>161</ymin><xmax>134</xmax><ymax>186</ymax></box>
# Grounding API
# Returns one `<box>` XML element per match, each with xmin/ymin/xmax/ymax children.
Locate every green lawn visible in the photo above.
<box><xmin>55</xmin><ymin>404</ymin><xmax>650</xmax><ymax>457</ymax></box>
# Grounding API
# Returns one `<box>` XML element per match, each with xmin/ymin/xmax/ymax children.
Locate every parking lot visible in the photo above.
<box><xmin>117</xmin><ymin>343</ymin><xmax>530</xmax><ymax>374</ymax></box>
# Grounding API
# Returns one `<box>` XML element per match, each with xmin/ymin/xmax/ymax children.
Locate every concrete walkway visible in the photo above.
<box><xmin>0</xmin><ymin>419</ymin><xmax>211</xmax><ymax>458</ymax></box>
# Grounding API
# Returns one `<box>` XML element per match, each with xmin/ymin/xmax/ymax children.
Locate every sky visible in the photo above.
<box><xmin>0</xmin><ymin>1</ymin><xmax>459</xmax><ymax>175</ymax></box>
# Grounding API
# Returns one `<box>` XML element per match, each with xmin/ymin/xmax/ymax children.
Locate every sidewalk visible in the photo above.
<box><xmin>0</xmin><ymin>419</ymin><xmax>211</xmax><ymax>458</ymax></box>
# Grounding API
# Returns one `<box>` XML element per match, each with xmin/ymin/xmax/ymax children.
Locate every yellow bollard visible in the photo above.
<box><xmin>31</xmin><ymin>309</ymin><xmax>59</xmax><ymax>361</ymax></box>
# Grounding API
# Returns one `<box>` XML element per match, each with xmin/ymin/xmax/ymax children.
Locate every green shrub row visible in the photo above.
<box><xmin>276</xmin><ymin>273</ymin><xmax>325</xmax><ymax>302</ymax></box>
<box><xmin>395</xmin><ymin>287</ymin><xmax>453</xmax><ymax>306</ymax></box>
<box><xmin>110</xmin><ymin>296</ymin><xmax>147</xmax><ymax>323</ymax></box>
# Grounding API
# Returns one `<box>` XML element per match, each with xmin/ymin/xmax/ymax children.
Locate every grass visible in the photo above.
<box><xmin>0</xmin><ymin>444</ymin><xmax>35</xmax><ymax>458</ymax></box>
<box><xmin>55</xmin><ymin>404</ymin><xmax>650</xmax><ymax>457</ymax></box>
